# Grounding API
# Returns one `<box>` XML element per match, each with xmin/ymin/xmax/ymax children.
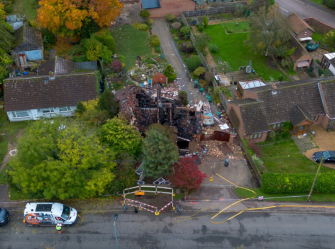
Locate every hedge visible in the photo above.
<box><xmin>261</xmin><ymin>173</ymin><xmax>335</xmax><ymax>194</ymax></box>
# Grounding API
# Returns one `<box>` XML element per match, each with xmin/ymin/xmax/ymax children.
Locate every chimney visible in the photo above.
<box><xmin>271</xmin><ymin>84</ymin><xmax>277</xmax><ymax>95</ymax></box>
<box><xmin>49</xmin><ymin>71</ymin><xmax>55</xmax><ymax>80</ymax></box>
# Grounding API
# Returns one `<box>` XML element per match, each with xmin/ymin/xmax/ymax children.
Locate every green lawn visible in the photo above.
<box><xmin>111</xmin><ymin>25</ymin><xmax>152</xmax><ymax>70</ymax></box>
<box><xmin>222</xmin><ymin>21</ymin><xmax>250</xmax><ymax>33</ymax></box>
<box><xmin>259</xmin><ymin>139</ymin><xmax>334</xmax><ymax>174</ymax></box>
<box><xmin>235</xmin><ymin>188</ymin><xmax>335</xmax><ymax>202</ymax></box>
<box><xmin>312</xmin><ymin>31</ymin><xmax>325</xmax><ymax>42</ymax></box>
<box><xmin>205</xmin><ymin>24</ymin><xmax>288</xmax><ymax>82</ymax></box>
<box><xmin>11</xmin><ymin>0</ymin><xmax>39</xmax><ymax>21</ymax></box>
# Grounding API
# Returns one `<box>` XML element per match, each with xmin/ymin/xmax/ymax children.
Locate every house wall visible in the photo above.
<box><xmin>241</xmin><ymin>89</ymin><xmax>258</xmax><ymax>100</ymax></box>
<box><xmin>7</xmin><ymin>106</ymin><xmax>76</xmax><ymax>122</ymax></box>
<box><xmin>293</xmin><ymin>55</ymin><xmax>312</xmax><ymax>71</ymax></box>
<box><xmin>296</xmin><ymin>29</ymin><xmax>314</xmax><ymax>39</ymax></box>
<box><xmin>304</xmin><ymin>17</ymin><xmax>335</xmax><ymax>34</ymax></box>
<box><xmin>141</xmin><ymin>0</ymin><xmax>196</xmax><ymax>18</ymax></box>
<box><xmin>12</xmin><ymin>49</ymin><xmax>43</xmax><ymax>67</ymax></box>
<box><xmin>316</xmin><ymin>114</ymin><xmax>329</xmax><ymax>130</ymax></box>
<box><xmin>227</xmin><ymin>103</ymin><xmax>245</xmax><ymax>139</ymax></box>
<box><xmin>243</xmin><ymin>132</ymin><xmax>268</xmax><ymax>143</ymax></box>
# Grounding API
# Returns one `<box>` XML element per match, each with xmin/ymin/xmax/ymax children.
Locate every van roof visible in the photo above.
<box><xmin>24</xmin><ymin>202</ymin><xmax>64</xmax><ymax>217</ymax></box>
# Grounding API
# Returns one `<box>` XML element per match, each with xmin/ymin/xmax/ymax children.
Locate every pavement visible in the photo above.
<box><xmin>293</xmin><ymin>135</ymin><xmax>317</xmax><ymax>153</ymax></box>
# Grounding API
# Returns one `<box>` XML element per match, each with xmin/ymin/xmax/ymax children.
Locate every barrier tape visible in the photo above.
<box><xmin>159</xmin><ymin>201</ymin><xmax>173</xmax><ymax>213</ymax></box>
<box><xmin>125</xmin><ymin>203</ymin><xmax>155</xmax><ymax>214</ymax></box>
<box><xmin>124</xmin><ymin>198</ymin><xmax>157</xmax><ymax>209</ymax></box>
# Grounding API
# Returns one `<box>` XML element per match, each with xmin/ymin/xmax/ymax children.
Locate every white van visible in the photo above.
<box><xmin>24</xmin><ymin>202</ymin><xmax>77</xmax><ymax>226</ymax></box>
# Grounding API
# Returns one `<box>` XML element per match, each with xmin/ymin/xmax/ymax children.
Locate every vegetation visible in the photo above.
<box><xmin>203</xmin><ymin>15</ymin><xmax>208</xmax><ymax>28</ymax></box>
<box><xmin>178</xmin><ymin>90</ymin><xmax>188</xmax><ymax>106</ymax></box>
<box><xmin>149</xmin><ymin>34</ymin><xmax>161</xmax><ymax>47</ymax></box>
<box><xmin>140</xmin><ymin>9</ymin><xmax>150</xmax><ymax>19</ymax></box>
<box><xmin>142</xmin><ymin>124</ymin><xmax>179</xmax><ymax>178</ymax></box>
<box><xmin>166</xmin><ymin>14</ymin><xmax>176</xmax><ymax>22</ymax></box>
<box><xmin>193</xmin><ymin>67</ymin><xmax>206</xmax><ymax>77</ymax></box>
<box><xmin>111</xmin><ymin>25</ymin><xmax>152</xmax><ymax>70</ymax></box>
<box><xmin>181</xmin><ymin>41</ymin><xmax>195</xmax><ymax>53</ymax></box>
<box><xmin>76</xmin><ymin>98</ymin><xmax>109</xmax><ymax>126</ymax></box>
<box><xmin>222</xmin><ymin>21</ymin><xmax>250</xmax><ymax>33</ymax></box>
<box><xmin>91</xmin><ymin>28</ymin><xmax>116</xmax><ymax>53</ymax></box>
<box><xmin>97</xmin><ymin>91</ymin><xmax>119</xmax><ymax>118</ymax></box>
<box><xmin>84</xmin><ymin>38</ymin><xmax>114</xmax><ymax>64</ymax></box>
<box><xmin>169</xmin><ymin>157</ymin><xmax>206</xmax><ymax>192</ymax></box>
<box><xmin>163</xmin><ymin>64</ymin><xmax>177</xmax><ymax>82</ymax></box>
<box><xmin>37</xmin><ymin>0</ymin><xmax>123</xmax><ymax>36</ymax></box>
<box><xmin>186</xmin><ymin>55</ymin><xmax>202</xmax><ymax>71</ymax></box>
<box><xmin>7</xmin><ymin>118</ymin><xmax>116</xmax><ymax>200</ymax></box>
<box><xmin>194</xmin><ymin>33</ymin><xmax>210</xmax><ymax>54</ymax></box>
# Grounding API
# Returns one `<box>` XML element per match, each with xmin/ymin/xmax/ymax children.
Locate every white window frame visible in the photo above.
<box><xmin>12</xmin><ymin>111</ymin><xmax>29</xmax><ymax>118</ymax></box>
<box><xmin>40</xmin><ymin>108</ymin><xmax>54</xmax><ymax>114</ymax></box>
<box><xmin>59</xmin><ymin>106</ymin><xmax>71</xmax><ymax>112</ymax></box>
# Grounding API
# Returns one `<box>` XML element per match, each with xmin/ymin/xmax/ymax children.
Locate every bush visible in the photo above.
<box><xmin>323</xmin><ymin>0</ymin><xmax>335</xmax><ymax>9</ymax></box>
<box><xmin>315</xmin><ymin>59</ymin><xmax>320</xmax><ymax>64</ymax></box>
<box><xmin>193</xmin><ymin>67</ymin><xmax>206</xmax><ymax>77</ymax></box>
<box><xmin>41</xmin><ymin>28</ymin><xmax>56</xmax><ymax>46</ymax></box>
<box><xmin>178</xmin><ymin>90</ymin><xmax>188</xmax><ymax>106</ymax></box>
<box><xmin>204</xmin><ymin>71</ymin><xmax>214</xmax><ymax>83</ymax></box>
<box><xmin>140</xmin><ymin>9</ymin><xmax>151</xmax><ymax>19</ymax></box>
<box><xmin>111</xmin><ymin>60</ymin><xmax>122</xmax><ymax>73</ymax></box>
<box><xmin>180</xmin><ymin>41</ymin><xmax>195</xmax><ymax>53</ymax></box>
<box><xmin>261</xmin><ymin>173</ymin><xmax>335</xmax><ymax>194</ymax></box>
<box><xmin>180</xmin><ymin>26</ymin><xmax>190</xmax><ymax>37</ymax></box>
<box><xmin>186</xmin><ymin>55</ymin><xmax>202</xmax><ymax>71</ymax></box>
<box><xmin>91</xmin><ymin>29</ymin><xmax>116</xmax><ymax>53</ymax></box>
<box><xmin>203</xmin><ymin>15</ymin><xmax>209</xmax><ymax>28</ymax></box>
<box><xmin>103</xmin><ymin>36</ymin><xmax>116</xmax><ymax>54</ymax></box>
<box><xmin>166</xmin><ymin>14</ymin><xmax>176</xmax><ymax>22</ymax></box>
<box><xmin>149</xmin><ymin>34</ymin><xmax>161</xmax><ymax>47</ymax></box>
<box><xmin>267</xmin><ymin>131</ymin><xmax>276</xmax><ymax>141</ymax></box>
<box><xmin>197</xmin><ymin>23</ymin><xmax>204</xmax><ymax>32</ymax></box>
<box><xmin>209</xmin><ymin>43</ymin><xmax>218</xmax><ymax>53</ymax></box>
<box><xmin>132</xmin><ymin>23</ymin><xmax>149</xmax><ymax>31</ymax></box>
<box><xmin>146</xmin><ymin>19</ymin><xmax>153</xmax><ymax>26</ymax></box>
<box><xmin>163</xmin><ymin>64</ymin><xmax>177</xmax><ymax>82</ymax></box>
<box><xmin>281</xmin><ymin>59</ymin><xmax>288</xmax><ymax>68</ymax></box>
<box><xmin>154</xmin><ymin>46</ymin><xmax>161</xmax><ymax>53</ymax></box>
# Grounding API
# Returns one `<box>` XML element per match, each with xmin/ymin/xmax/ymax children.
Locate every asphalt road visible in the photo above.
<box><xmin>1</xmin><ymin>211</ymin><xmax>335</xmax><ymax>249</ymax></box>
<box><xmin>276</xmin><ymin>0</ymin><xmax>335</xmax><ymax>27</ymax></box>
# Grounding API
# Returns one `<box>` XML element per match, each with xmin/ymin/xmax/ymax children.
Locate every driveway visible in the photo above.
<box><xmin>304</xmin><ymin>125</ymin><xmax>335</xmax><ymax>168</ymax></box>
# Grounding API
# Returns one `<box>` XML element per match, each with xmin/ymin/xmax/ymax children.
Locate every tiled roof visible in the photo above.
<box><xmin>288</xmin><ymin>12</ymin><xmax>314</xmax><ymax>35</ymax></box>
<box><xmin>289</xmin><ymin>104</ymin><xmax>313</xmax><ymax>126</ymax></box>
<box><xmin>13</xmin><ymin>23</ymin><xmax>43</xmax><ymax>52</ymax></box>
<box><xmin>4</xmin><ymin>72</ymin><xmax>97</xmax><ymax>112</ymax></box>
<box><xmin>38</xmin><ymin>57</ymin><xmax>75</xmax><ymax>76</ymax></box>
<box><xmin>319</xmin><ymin>80</ymin><xmax>335</xmax><ymax>118</ymax></box>
<box><xmin>290</xmin><ymin>33</ymin><xmax>311</xmax><ymax>62</ymax></box>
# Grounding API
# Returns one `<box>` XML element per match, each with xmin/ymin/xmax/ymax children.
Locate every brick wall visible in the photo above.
<box><xmin>296</xmin><ymin>29</ymin><xmax>314</xmax><ymax>39</ymax></box>
<box><xmin>241</xmin><ymin>89</ymin><xmax>259</xmax><ymax>100</ymax></box>
<box><xmin>244</xmin><ymin>132</ymin><xmax>268</xmax><ymax>143</ymax></box>
<box><xmin>304</xmin><ymin>17</ymin><xmax>335</xmax><ymax>34</ymax></box>
<box><xmin>227</xmin><ymin>103</ymin><xmax>245</xmax><ymax>140</ymax></box>
<box><xmin>140</xmin><ymin>0</ymin><xmax>196</xmax><ymax>18</ymax></box>
<box><xmin>316</xmin><ymin>114</ymin><xmax>329</xmax><ymax>130</ymax></box>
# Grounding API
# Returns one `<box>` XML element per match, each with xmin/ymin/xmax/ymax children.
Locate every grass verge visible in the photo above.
<box><xmin>259</xmin><ymin>139</ymin><xmax>334</xmax><ymax>173</ymax></box>
<box><xmin>205</xmin><ymin>24</ymin><xmax>289</xmax><ymax>82</ymax></box>
<box><xmin>111</xmin><ymin>25</ymin><xmax>152</xmax><ymax>71</ymax></box>
<box><xmin>235</xmin><ymin>188</ymin><xmax>335</xmax><ymax>202</ymax></box>
<box><xmin>11</xmin><ymin>0</ymin><xmax>39</xmax><ymax>21</ymax></box>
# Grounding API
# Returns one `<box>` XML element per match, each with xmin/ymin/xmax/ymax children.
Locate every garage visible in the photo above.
<box><xmin>297</xmin><ymin>60</ymin><xmax>310</xmax><ymax>68</ymax></box>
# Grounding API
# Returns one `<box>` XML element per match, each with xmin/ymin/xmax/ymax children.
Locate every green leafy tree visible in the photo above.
<box><xmin>163</xmin><ymin>64</ymin><xmax>177</xmax><ymax>82</ymax></box>
<box><xmin>193</xmin><ymin>67</ymin><xmax>206</xmax><ymax>77</ymax></box>
<box><xmin>195</xmin><ymin>33</ymin><xmax>210</xmax><ymax>54</ymax></box>
<box><xmin>203</xmin><ymin>15</ymin><xmax>208</xmax><ymax>28</ymax></box>
<box><xmin>186</xmin><ymin>55</ymin><xmax>202</xmax><ymax>71</ymax></box>
<box><xmin>142</xmin><ymin>124</ymin><xmax>179</xmax><ymax>178</ymax></box>
<box><xmin>101</xmin><ymin>117</ymin><xmax>142</xmax><ymax>157</ymax></box>
<box><xmin>140</xmin><ymin>9</ymin><xmax>151</xmax><ymax>19</ymax></box>
<box><xmin>178</xmin><ymin>90</ymin><xmax>188</xmax><ymax>106</ymax></box>
<box><xmin>324</xmin><ymin>30</ymin><xmax>335</xmax><ymax>50</ymax></box>
<box><xmin>75</xmin><ymin>101</ymin><xmax>86</xmax><ymax>115</ymax></box>
<box><xmin>7</xmin><ymin>118</ymin><xmax>116</xmax><ymax>200</ymax></box>
<box><xmin>247</xmin><ymin>4</ymin><xmax>291</xmax><ymax>57</ymax></box>
<box><xmin>97</xmin><ymin>90</ymin><xmax>119</xmax><ymax>118</ymax></box>
<box><xmin>322</xmin><ymin>0</ymin><xmax>335</xmax><ymax>9</ymax></box>
<box><xmin>91</xmin><ymin>28</ymin><xmax>116</xmax><ymax>53</ymax></box>
<box><xmin>84</xmin><ymin>38</ymin><xmax>113</xmax><ymax>63</ymax></box>
<box><xmin>251</xmin><ymin>0</ymin><xmax>275</xmax><ymax>12</ymax></box>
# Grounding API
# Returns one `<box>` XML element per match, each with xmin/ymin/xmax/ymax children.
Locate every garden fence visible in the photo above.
<box><xmin>219</xmin><ymin>90</ymin><xmax>228</xmax><ymax>110</ymax></box>
<box><xmin>239</xmin><ymin>141</ymin><xmax>262</xmax><ymax>184</ymax></box>
<box><xmin>182</xmin><ymin>3</ymin><xmax>241</xmax><ymax>17</ymax></box>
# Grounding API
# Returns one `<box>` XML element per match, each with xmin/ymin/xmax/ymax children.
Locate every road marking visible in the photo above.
<box><xmin>280</xmin><ymin>7</ymin><xmax>289</xmax><ymax>12</ymax></box>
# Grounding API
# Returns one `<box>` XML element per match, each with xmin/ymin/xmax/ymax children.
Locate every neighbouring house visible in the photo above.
<box><xmin>12</xmin><ymin>23</ymin><xmax>44</xmax><ymax>67</ymax></box>
<box><xmin>290</xmin><ymin>34</ymin><xmax>312</xmax><ymax>71</ymax></box>
<box><xmin>236</xmin><ymin>78</ymin><xmax>266</xmax><ymax>99</ymax></box>
<box><xmin>139</xmin><ymin>0</ymin><xmax>196</xmax><ymax>18</ymax></box>
<box><xmin>4</xmin><ymin>72</ymin><xmax>98</xmax><ymax>121</ymax></box>
<box><xmin>288</xmin><ymin>12</ymin><xmax>315</xmax><ymax>41</ymax></box>
<box><xmin>320</xmin><ymin>52</ymin><xmax>335</xmax><ymax>75</ymax></box>
<box><xmin>227</xmin><ymin>78</ymin><xmax>335</xmax><ymax>142</ymax></box>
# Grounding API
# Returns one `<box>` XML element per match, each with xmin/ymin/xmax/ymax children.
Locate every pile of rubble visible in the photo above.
<box><xmin>200</xmin><ymin>140</ymin><xmax>243</xmax><ymax>161</ymax></box>
<box><xmin>158</xmin><ymin>81</ymin><xmax>182</xmax><ymax>100</ymax></box>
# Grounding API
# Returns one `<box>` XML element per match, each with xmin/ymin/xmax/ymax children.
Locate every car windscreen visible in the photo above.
<box><xmin>323</xmin><ymin>151</ymin><xmax>330</xmax><ymax>160</ymax></box>
<box><xmin>61</xmin><ymin>205</ymin><xmax>71</xmax><ymax>219</ymax></box>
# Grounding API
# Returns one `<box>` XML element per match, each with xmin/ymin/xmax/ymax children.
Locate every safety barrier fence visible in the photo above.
<box><xmin>159</xmin><ymin>201</ymin><xmax>173</xmax><ymax>213</ymax></box>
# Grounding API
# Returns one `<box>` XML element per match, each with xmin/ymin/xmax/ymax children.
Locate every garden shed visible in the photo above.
<box><xmin>288</xmin><ymin>12</ymin><xmax>314</xmax><ymax>40</ymax></box>
<box><xmin>139</xmin><ymin>0</ymin><xmax>196</xmax><ymax>18</ymax></box>
<box><xmin>320</xmin><ymin>52</ymin><xmax>335</xmax><ymax>76</ymax></box>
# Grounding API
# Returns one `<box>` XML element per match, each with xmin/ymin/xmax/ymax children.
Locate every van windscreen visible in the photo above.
<box><xmin>61</xmin><ymin>205</ymin><xmax>71</xmax><ymax>219</ymax></box>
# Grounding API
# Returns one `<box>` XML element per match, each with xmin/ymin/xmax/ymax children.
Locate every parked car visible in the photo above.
<box><xmin>312</xmin><ymin>151</ymin><xmax>335</xmax><ymax>163</ymax></box>
<box><xmin>24</xmin><ymin>202</ymin><xmax>77</xmax><ymax>226</ymax></box>
<box><xmin>0</xmin><ymin>207</ymin><xmax>10</xmax><ymax>226</ymax></box>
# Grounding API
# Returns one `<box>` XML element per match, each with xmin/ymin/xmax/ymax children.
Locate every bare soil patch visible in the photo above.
<box><xmin>0</xmin><ymin>129</ymin><xmax>24</xmax><ymax>172</ymax></box>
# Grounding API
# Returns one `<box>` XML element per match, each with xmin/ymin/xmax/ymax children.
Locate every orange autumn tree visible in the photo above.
<box><xmin>37</xmin><ymin>0</ymin><xmax>123</xmax><ymax>36</ymax></box>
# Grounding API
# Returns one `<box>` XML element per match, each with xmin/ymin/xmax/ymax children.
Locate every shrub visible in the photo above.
<box><xmin>103</xmin><ymin>36</ymin><xmax>116</xmax><ymax>53</ymax></box>
<box><xmin>150</xmin><ymin>34</ymin><xmax>161</xmax><ymax>47</ymax></box>
<box><xmin>180</xmin><ymin>26</ymin><xmax>190</xmax><ymax>37</ymax></box>
<box><xmin>203</xmin><ymin>15</ymin><xmax>208</xmax><ymax>28</ymax></box>
<box><xmin>146</xmin><ymin>19</ymin><xmax>153</xmax><ymax>26</ymax></box>
<box><xmin>91</xmin><ymin>29</ymin><xmax>116</xmax><ymax>53</ymax></box>
<box><xmin>166</xmin><ymin>14</ymin><xmax>176</xmax><ymax>22</ymax></box>
<box><xmin>41</xmin><ymin>28</ymin><xmax>56</xmax><ymax>46</ymax></box>
<box><xmin>111</xmin><ymin>60</ymin><xmax>122</xmax><ymax>73</ymax></box>
<box><xmin>154</xmin><ymin>46</ymin><xmax>161</xmax><ymax>53</ymax></box>
<box><xmin>197</xmin><ymin>23</ymin><xmax>204</xmax><ymax>32</ymax></box>
<box><xmin>172</xmin><ymin>22</ymin><xmax>181</xmax><ymax>30</ymax></box>
<box><xmin>323</xmin><ymin>0</ymin><xmax>335</xmax><ymax>9</ymax></box>
<box><xmin>281</xmin><ymin>59</ymin><xmax>288</xmax><ymax>68</ymax></box>
<box><xmin>178</xmin><ymin>90</ymin><xmax>188</xmax><ymax>106</ymax></box>
<box><xmin>140</xmin><ymin>9</ymin><xmax>150</xmax><ymax>19</ymax></box>
<box><xmin>163</xmin><ymin>64</ymin><xmax>177</xmax><ymax>82</ymax></box>
<box><xmin>180</xmin><ymin>41</ymin><xmax>195</xmax><ymax>53</ymax></box>
<box><xmin>267</xmin><ymin>130</ymin><xmax>276</xmax><ymax>141</ymax></box>
<box><xmin>186</xmin><ymin>55</ymin><xmax>202</xmax><ymax>71</ymax></box>
<box><xmin>209</xmin><ymin>43</ymin><xmax>218</xmax><ymax>53</ymax></box>
<box><xmin>28</xmin><ymin>20</ymin><xmax>37</xmax><ymax>28</ymax></box>
<box><xmin>193</xmin><ymin>67</ymin><xmax>206</xmax><ymax>77</ymax></box>
<box><xmin>315</xmin><ymin>59</ymin><xmax>320</xmax><ymax>64</ymax></box>
<box><xmin>204</xmin><ymin>71</ymin><xmax>214</xmax><ymax>83</ymax></box>
<box><xmin>132</xmin><ymin>23</ymin><xmax>148</xmax><ymax>31</ymax></box>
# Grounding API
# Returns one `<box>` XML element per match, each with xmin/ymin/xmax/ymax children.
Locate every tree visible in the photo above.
<box><xmin>324</xmin><ymin>30</ymin><xmax>335</xmax><ymax>50</ymax></box>
<box><xmin>168</xmin><ymin>157</ymin><xmax>206</xmax><ymax>192</ymax></box>
<box><xmin>204</xmin><ymin>71</ymin><xmax>214</xmax><ymax>83</ymax></box>
<box><xmin>195</xmin><ymin>33</ymin><xmax>210</xmax><ymax>54</ymax></box>
<box><xmin>250</xmin><ymin>0</ymin><xmax>275</xmax><ymax>12</ymax></box>
<box><xmin>37</xmin><ymin>0</ymin><xmax>123</xmax><ymax>36</ymax></box>
<box><xmin>203</xmin><ymin>15</ymin><xmax>208</xmax><ymax>28</ymax></box>
<box><xmin>84</xmin><ymin>38</ymin><xmax>113</xmax><ymax>64</ymax></box>
<box><xmin>76</xmin><ymin>98</ymin><xmax>110</xmax><ymax>126</ymax></box>
<box><xmin>247</xmin><ymin>4</ymin><xmax>291</xmax><ymax>57</ymax></box>
<box><xmin>178</xmin><ymin>90</ymin><xmax>188</xmax><ymax>106</ymax></box>
<box><xmin>186</xmin><ymin>55</ymin><xmax>202</xmax><ymax>71</ymax></box>
<box><xmin>100</xmin><ymin>117</ymin><xmax>142</xmax><ymax>157</ymax></box>
<box><xmin>142</xmin><ymin>124</ymin><xmax>179</xmax><ymax>178</ymax></box>
<box><xmin>163</xmin><ymin>64</ymin><xmax>177</xmax><ymax>82</ymax></box>
<box><xmin>193</xmin><ymin>67</ymin><xmax>206</xmax><ymax>77</ymax></box>
<box><xmin>322</xmin><ymin>0</ymin><xmax>335</xmax><ymax>9</ymax></box>
<box><xmin>7</xmin><ymin>118</ymin><xmax>116</xmax><ymax>200</ymax></box>
<box><xmin>75</xmin><ymin>101</ymin><xmax>86</xmax><ymax>115</ymax></box>
<box><xmin>97</xmin><ymin>90</ymin><xmax>119</xmax><ymax>118</ymax></box>
<box><xmin>140</xmin><ymin>9</ymin><xmax>150</xmax><ymax>19</ymax></box>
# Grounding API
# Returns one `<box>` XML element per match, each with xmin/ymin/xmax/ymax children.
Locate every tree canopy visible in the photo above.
<box><xmin>100</xmin><ymin>117</ymin><xmax>142</xmax><ymax>158</ymax></box>
<box><xmin>7</xmin><ymin>118</ymin><xmax>116</xmax><ymax>199</ymax></box>
<box><xmin>37</xmin><ymin>0</ymin><xmax>123</xmax><ymax>36</ymax></box>
<box><xmin>142</xmin><ymin>124</ymin><xmax>179</xmax><ymax>178</ymax></box>
<box><xmin>247</xmin><ymin>4</ymin><xmax>291</xmax><ymax>58</ymax></box>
